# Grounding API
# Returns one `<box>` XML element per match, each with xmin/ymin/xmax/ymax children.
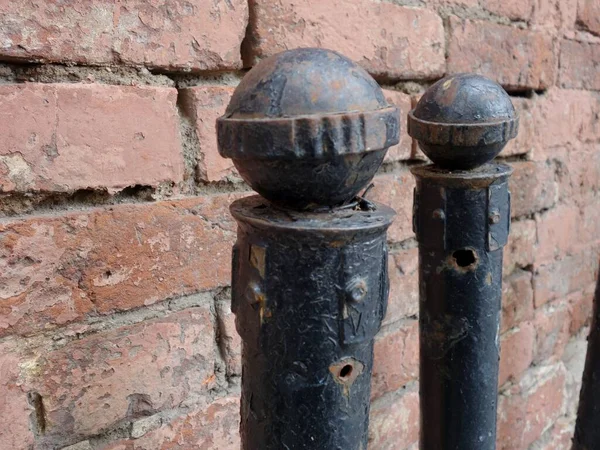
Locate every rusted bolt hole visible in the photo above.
<box><xmin>453</xmin><ymin>249</ymin><xmax>477</xmax><ymax>268</ymax></box>
<box><xmin>329</xmin><ymin>358</ymin><xmax>364</xmax><ymax>387</ymax></box>
<box><xmin>339</xmin><ymin>364</ymin><xmax>353</xmax><ymax>379</ymax></box>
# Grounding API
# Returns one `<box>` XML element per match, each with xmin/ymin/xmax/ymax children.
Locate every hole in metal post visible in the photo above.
<box><xmin>339</xmin><ymin>364</ymin><xmax>353</xmax><ymax>379</ymax></box>
<box><xmin>452</xmin><ymin>249</ymin><xmax>477</xmax><ymax>269</ymax></box>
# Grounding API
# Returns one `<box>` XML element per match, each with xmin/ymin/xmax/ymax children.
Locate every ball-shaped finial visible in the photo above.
<box><xmin>407</xmin><ymin>73</ymin><xmax>519</xmax><ymax>170</ymax></box>
<box><xmin>217</xmin><ymin>48</ymin><xmax>400</xmax><ymax>209</ymax></box>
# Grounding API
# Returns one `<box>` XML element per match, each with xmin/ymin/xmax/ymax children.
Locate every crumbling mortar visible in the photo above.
<box><xmin>437</xmin><ymin>4</ymin><xmax>528</xmax><ymax>28</ymax></box>
<box><xmin>175</xmin><ymin>90</ymin><xmax>204</xmax><ymax>191</ymax></box>
<box><xmin>0</xmin><ymin>184</ymin><xmax>174</xmax><ymax>219</ymax></box>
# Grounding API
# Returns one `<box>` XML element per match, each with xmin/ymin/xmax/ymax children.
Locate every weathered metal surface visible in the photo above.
<box><xmin>573</xmin><ymin>276</ymin><xmax>600</xmax><ymax>449</ymax></box>
<box><xmin>217</xmin><ymin>47</ymin><xmax>399</xmax><ymax>210</ymax></box>
<box><xmin>408</xmin><ymin>73</ymin><xmax>519</xmax><ymax>170</ymax></box>
<box><xmin>217</xmin><ymin>48</ymin><xmax>398</xmax><ymax>449</ymax></box>
<box><xmin>409</xmin><ymin>73</ymin><xmax>517</xmax><ymax>450</ymax></box>
<box><xmin>231</xmin><ymin>196</ymin><xmax>393</xmax><ymax>449</ymax></box>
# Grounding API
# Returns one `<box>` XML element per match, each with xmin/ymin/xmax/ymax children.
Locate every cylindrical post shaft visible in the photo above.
<box><xmin>412</xmin><ymin>166</ymin><xmax>512</xmax><ymax>449</ymax></box>
<box><xmin>231</xmin><ymin>197</ymin><xmax>393</xmax><ymax>449</ymax></box>
<box><xmin>407</xmin><ymin>73</ymin><xmax>518</xmax><ymax>450</ymax></box>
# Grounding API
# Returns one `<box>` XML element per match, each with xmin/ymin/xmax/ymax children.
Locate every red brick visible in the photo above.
<box><xmin>559</xmin><ymin>39</ymin><xmax>600</xmax><ymax>90</ymax></box>
<box><xmin>533</xmin><ymin>302</ymin><xmax>570</xmax><ymax>363</ymax></box>
<box><xmin>216</xmin><ymin>299</ymin><xmax>242</xmax><ymax>378</ymax></box>
<box><xmin>0</xmin><ymin>0</ymin><xmax>248</xmax><ymax>70</ymax></box>
<box><xmin>383</xmin><ymin>90</ymin><xmax>414</xmax><ymax>162</ymax></box>
<box><xmin>502</xmin><ymin>270</ymin><xmax>534</xmax><ymax>333</ymax></box>
<box><xmin>531</xmin><ymin>89</ymin><xmax>600</xmax><ymax>158</ymax></box>
<box><xmin>482</xmin><ymin>0</ymin><xmax>535</xmax><ymax>21</ymax></box>
<box><xmin>386</xmin><ymin>248</ymin><xmax>419</xmax><ymax>325</ymax></box>
<box><xmin>0</xmin><ymin>341</ymin><xmax>35</xmax><ymax>449</ymax></box>
<box><xmin>447</xmin><ymin>18</ymin><xmax>556</xmax><ymax>90</ymax></box>
<box><xmin>509</xmin><ymin>161</ymin><xmax>557</xmax><ymax>217</ymax></box>
<box><xmin>529</xmin><ymin>417</ymin><xmax>574</xmax><ymax>450</ymax></box>
<box><xmin>568</xmin><ymin>285</ymin><xmax>595</xmax><ymax>334</ymax></box>
<box><xmin>372</xmin><ymin>320</ymin><xmax>419</xmax><ymax>400</ymax></box>
<box><xmin>20</xmin><ymin>307</ymin><xmax>216</xmax><ymax>440</ymax></box>
<box><xmin>580</xmin><ymin>198</ymin><xmax>600</xmax><ymax>247</ymax></box>
<box><xmin>0</xmin><ymin>84</ymin><xmax>183</xmax><ymax>193</ymax></box>
<box><xmin>0</xmin><ymin>195</ymin><xmax>237</xmax><ymax>336</ymax></box>
<box><xmin>497</xmin><ymin>363</ymin><xmax>567</xmax><ymax>449</ymax></box>
<box><xmin>369</xmin><ymin>384</ymin><xmax>419</xmax><ymax>450</ymax></box>
<box><xmin>533</xmin><ymin>246</ymin><xmax>600</xmax><ymax>307</ymax></box>
<box><xmin>370</xmin><ymin>171</ymin><xmax>415</xmax><ymax>244</ymax></box>
<box><xmin>178</xmin><ymin>86</ymin><xmax>237</xmax><ymax>182</ymax></box>
<box><xmin>499</xmin><ymin>321</ymin><xmax>535</xmax><ymax>386</ymax></box>
<box><xmin>503</xmin><ymin>219</ymin><xmax>536</xmax><ymax>274</ymax></box>
<box><xmin>103</xmin><ymin>397</ymin><xmax>240</xmax><ymax>450</ymax></box>
<box><xmin>244</xmin><ymin>0</ymin><xmax>445</xmax><ymax>80</ymax></box>
<box><xmin>577</xmin><ymin>0</ymin><xmax>600</xmax><ymax>35</ymax></box>
<box><xmin>503</xmin><ymin>97</ymin><xmax>535</xmax><ymax>157</ymax></box>
<box><xmin>531</xmin><ymin>0</ymin><xmax>578</xmax><ymax>31</ymax></box>
<box><xmin>535</xmin><ymin>204</ymin><xmax>580</xmax><ymax>263</ymax></box>
<box><xmin>555</xmin><ymin>143</ymin><xmax>600</xmax><ymax>205</ymax></box>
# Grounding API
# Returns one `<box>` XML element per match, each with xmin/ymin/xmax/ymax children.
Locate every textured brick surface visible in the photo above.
<box><xmin>531</xmin><ymin>0</ymin><xmax>578</xmax><ymax>30</ymax></box>
<box><xmin>0</xmin><ymin>0</ymin><xmax>248</xmax><ymax>70</ymax></box>
<box><xmin>499</xmin><ymin>322</ymin><xmax>535</xmax><ymax>386</ymax></box>
<box><xmin>0</xmin><ymin>84</ymin><xmax>183</xmax><ymax>193</ymax></box>
<box><xmin>369</xmin><ymin>386</ymin><xmax>419</xmax><ymax>450</ymax></box>
<box><xmin>370</xmin><ymin>171</ymin><xmax>415</xmax><ymax>244</ymax></box>
<box><xmin>447</xmin><ymin>18</ymin><xmax>555</xmax><ymax>90</ymax></box>
<box><xmin>532</xmin><ymin>90</ymin><xmax>600</xmax><ymax>156</ymax></box>
<box><xmin>99</xmin><ymin>397</ymin><xmax>240</xmax><ymax>450</ymax></box>
<box><xmin>0</xmin><ymin>341</ymin><xmax>35</xmax><ymax>450</ymax></box>
<box><xmin>533</xmin><ymin>302</ymin><xmax>570</xmax><ymax>363</ymax></box>
<box><xmin>372</xmin><ymin>320</ymin><xmax>419</xmax><ymax>400</ymax></box>
<box><xmin>503</xmin><ymin>219</ymin><xmax>536</xmax><ymax>274</ymax></box>
<box><xmin>559</xmin><ymin>40</ymin><xmax>600</xmax><ymax>90</ymax></box>
<box><xmin>14</xmin><ymin>307</ymin><xmax>215</xmax><ymax>443</ymax></box>
<box><xmin>535</xmin><ymin>204</ymin><xmax>580</xmax><ymax>263</ymax></box>
<box><xmin>509</xmin><ymin>161</ymin><xmax>557</xmax><ymax>217</ymax></box>
<box><xmin>503</xmin><ymin>97</ymin><xmax>535</xmax><ymax>156</ymax></box>
<box><xmin>0</xmin><ymin>195</ymin><xmax>237</xmax><ymax>336</ymax></box>
<box><xmin>502</xmin><ymin>270</ymin><xmax>534</xmax><ymax>333</ymax></box>
<box><xmin>497</xmin><ymin>364</ymin><xmax>567</xmax><ymax>449</ymax></box>
<box><xmin>386</xmin><ymin>248</ymin><xmax>419</xmax><ymax>326</ymax></box>
<box><xmin>577</xmin><ymin>0</ymin><xmax>600</xmax><ymax>35</ymax></box>
<box><xmin>482</xmin><ymin>0</ymin><xmax>535</xmax><ymax>21</ymax></box>
<box><xmin>533</xmin><ymin>246</ymin><xmax>600</xmax><ymax>307</ymax></box>
<box><xmin>244</xmin><ymin>0</ymin><xmax>445</xmax><ymax>80</ymax></box>
<box><xmin>179</xmin><ymin>85</ymin><xmax>237</xmax><ymax>182</ymax></box>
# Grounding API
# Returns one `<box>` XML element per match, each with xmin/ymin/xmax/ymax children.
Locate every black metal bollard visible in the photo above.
<box><xmin>408</xmin><ymin>74</ymin><xmax>519</xmax><ymax>450</ymax></box>
<box><xmin>216</xmin><ymin>48</ymin><xmax>399</xmax><ymax>450</ymax></box>
<box><xmin>573</xmin><ymin>274</ymin><xmax>600</xmax><ymax>449</ymax></box>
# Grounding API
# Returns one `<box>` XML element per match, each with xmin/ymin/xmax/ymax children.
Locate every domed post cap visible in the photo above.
<box><xmin>407</xmin><ymin>73</ymin><xmax>519</xmax><ymax>170</ymax></box>
<box><xmin>217</xmin><ymin>48</ymin><xmax>400</xmax><ymax>209</ymax></box>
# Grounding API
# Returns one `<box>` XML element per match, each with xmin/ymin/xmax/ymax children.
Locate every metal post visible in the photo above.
<box><xmin>216</xmin><ymin>48</ymin><xmax>399</xmax><ymax>450</ymax></box>
<box><xmin>573</xmin><ymin>275</ymin><xmax>600</xmax><ymax>449</ymax></box>
<box><xmin>407</xmin><ymin>74</ymin><xmax>519</xmax><ymax>450</ymax></box>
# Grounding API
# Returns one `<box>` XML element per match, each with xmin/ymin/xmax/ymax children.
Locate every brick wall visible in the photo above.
<box><xmin>0</xmin><ymin>1</ymin><xmax>598</xmax><ymax>449</ymax></box>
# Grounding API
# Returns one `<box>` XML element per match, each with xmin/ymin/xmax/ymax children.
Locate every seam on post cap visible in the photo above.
<box><xmin>407</xmin><ymin>111</ymin><xmax>519</xmax><ymax>147</ymax></box>
<box><xmin>217</xmin><ymin>106</ymin><xmax>400</xmax><ymax>160</ymax></box>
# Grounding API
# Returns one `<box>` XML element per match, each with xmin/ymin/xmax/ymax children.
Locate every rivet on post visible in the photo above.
<box><xmin>217</xmin><ymin>48</ymin><xmax>399</xmax><ymax>450</ymax></box>
<box><xmin>408</xmin><ymin>73</ymin><xmax>518</xmax><ymax>450</ymax></box>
